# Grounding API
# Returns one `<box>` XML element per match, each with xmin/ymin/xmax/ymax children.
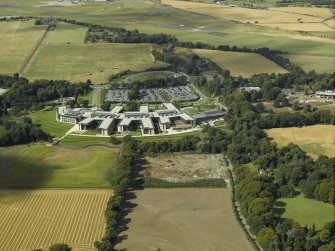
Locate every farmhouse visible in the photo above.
<box><xmin>56</xmin><ymin>103</ymin><xmax>213</xmax><ymax>136</ymax></box>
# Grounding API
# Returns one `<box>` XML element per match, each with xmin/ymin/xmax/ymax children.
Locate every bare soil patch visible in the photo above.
<box><xmin>144</xmin><ymin>154</ymin><xmax>226</xmax><ymax>182</ymax></box>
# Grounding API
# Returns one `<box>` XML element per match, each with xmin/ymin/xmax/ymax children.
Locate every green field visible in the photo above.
<box><xmin>284</xmin><ymin>54</ymin><xmax>335</xmax><ymax>73</ymax></box>
<box><xmin>136</xmin><ymin>130</ymin><xmax>204</xmax><ymax>142</ymax></box>
<box><xmin>23</xmin><ymin>43</ymin><xmax>161</xmax><ymax>83</ymax></box>
<box><xmin>0</xmin><ymin>0</ymin><xmax>333</xmax><ymax>59</ymax></box>
<box><xmin>43</xmin><ymin>21</ymin><xmax>88</xmax><ymax>44</ymax></box>
<box><xmin>59</xmin><ymin>135</ymin><xmax>113</xmax><ymax>149</ymax></box>
<box><xmin>27</xmin><ymin>109</ymin><xmax>72</xmax><ymax>138</ymax></box>
<box><xmin>277</xmin><ymin>193</ymin><xmax>334</xmax><ymax>229</ymax></box>
<box><xmin>0</xmin><ymin>20</ymin><xmax>46</xmax><ymax>74</ymax></box>
<box><xmin>0</xmin><ymin>144</ymin><xmax>118</xmax><ymax>188</ymax></box>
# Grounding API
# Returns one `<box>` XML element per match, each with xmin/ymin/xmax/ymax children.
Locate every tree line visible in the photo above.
<box><xmin>95</xmin><ymin>136</ymin><xmax>136</xmax><ymax>251</ymax></box>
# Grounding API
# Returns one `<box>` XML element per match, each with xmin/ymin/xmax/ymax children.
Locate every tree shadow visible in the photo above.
<box><xmin>0</xmin><ymin>145</ymin><xmax>57</xmax><ymax>201</ymax></box>
<box><xmin>115</xmin><ymin>155</ymin><xmax>148</xmax><ymax>246</ymax></box>
<box><xmin>274</xmin><ymin>200</ymin><xmax>287</xmax><ymax>216</ymax></box>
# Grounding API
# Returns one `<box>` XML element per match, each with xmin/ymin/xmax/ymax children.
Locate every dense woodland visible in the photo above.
<box><xmin>0</xmin><ymin>75</ymin><xmax>90</xmax><ymax>113</ymax></box>
<box><xmin>0</xmin><ymin>117</ymin><xmax>49</xmax><ymax>146</ymax></box>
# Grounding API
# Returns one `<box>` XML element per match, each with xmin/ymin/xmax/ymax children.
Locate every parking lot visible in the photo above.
<box><xmin>105</xmin><ymin>86</ymin><xmax>198</xmax><ymax>103</ymax></box>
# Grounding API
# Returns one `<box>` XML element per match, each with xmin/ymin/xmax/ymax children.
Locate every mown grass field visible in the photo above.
<box><xmin>266</xmin><ymin>125</ymin><xmax>335</xmax><ymax>159</ymax></box>
<box><xmin>0</xmin><ymin>189</ymin><xmax>111</xmax><ymax>251</ymax></box>
<box><xmin>193</xmin><ymin>49</ymin><xmax>287</xmax><ymax>77</ymax></box>
<box><xmin>116</xmin><ymin>188</ymin><xmax>253</xmax><ymax>251</ymax></box>
<box><xmin>284</xmin><ymin>54</ymin><xmax>335</xmax><ymax>73</ymax></box>
<box><xmin>59</xmin><ymin>135</ymin><xmax>113</xmax><ymax>149</ymax></box>
<box><xmin>0</xmin><ymin>20</ymin><xmax>46</xmax><ymax>74</ymax></box>
<box><xmin>43</xmin><ymin>21</ymin><xmax>88</xmax><ymax>44</ymax></box>
<box><xmin>27</xmin><ymin>109</ymin><xmax>73</xmax><ymax>138</ymax></box>
<box><xmin>0</xmin><ymin>145</ymin><xmax>118</xmax><ymax>188</ymax></box>
<box><xmin>277</xmin><ymin>193</ymin><xmax>334</xmax><ymax>229</ymax></box>
<box><xmin>23</xmin><ymin>43</ymin><xmax>163</xmax><ymax>83</ymax></box>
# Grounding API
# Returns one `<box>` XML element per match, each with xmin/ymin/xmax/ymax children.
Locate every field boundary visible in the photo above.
<box><xmin>19</xmin><ymin>24</ymin><xmax>51</xmax><ymax>75</ymax></box>
<box><xmin>227</xmin><ymin>166</ymin><xmax>262</xmax><ymax>251</ymax></box>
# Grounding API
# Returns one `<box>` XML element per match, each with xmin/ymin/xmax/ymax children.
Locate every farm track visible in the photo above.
<box><xmin>18</xmin><ymin>24</ymin><xmax>51</xmax><ymax>75</ymax></box>
<box><xmin>0</xmin><ymin>189</ymin><xmax>111</xmax><ymax>251</ymax></box>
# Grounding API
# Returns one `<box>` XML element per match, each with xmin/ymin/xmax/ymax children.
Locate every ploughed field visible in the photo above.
<box><xmin>0</xmin><ymin>189</ymin><xmax>111</xmax><ymax>251</ymax></box>
<box><xmin>115</xmin><ymin>188</ymin><xmax>253</xmax><ymax>251</ymax></box>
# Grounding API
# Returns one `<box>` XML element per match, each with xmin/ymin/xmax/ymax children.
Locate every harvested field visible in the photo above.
<box><xmin>0</xmin><ymin>20</ymin><xmax>46</xmax><ymax>74</ymax></box>
<box><xmin>144</xmin><ymin>154</ymin><xmax>226</xmax><ymax>182</ymax></box>
<box><xmin>23</xmin><ymin>43</ymin><xmax>165</xmax><ymax>83</ymax></box>
<box><xmin>269</xmin><ymin>7</ymin><xmax>332</xmax><ymax>19</ymax></box>
<box><xmin>266</xmin><ymin>125</ymin><xmax>335</xmax><ymax>159</ymax></box>
<box><xmin>0</xmin><ymin>189</ymin><xmax>111</xmax><ymax>251</ymax></box>
<box><xmin>193</xmin><ymin>49</ymin><xmax>287</xmax><ymax>77</ymax></box>
<box><xmin>162</xmin><ymin>0</ymin><xmax>327</xmax><ymax>32</ymax></box>
<box><xmin>0</xmin><ymin>145</ymin><xmax>118</xmax><ymax>188</ymax></box>
<box><xmin>115</xmin><ymin>188</ymin><xmax>253</xmax><ymax>251</ymax></box>
<box><xmin>284</xmin><ymin>54</ymin><xmax>335</xmax><ymax>73</ymax></box>
<box><xmin>260</xmin><ymin>22</ymin><xmax>333</xmax><ymax>32</ymax></box>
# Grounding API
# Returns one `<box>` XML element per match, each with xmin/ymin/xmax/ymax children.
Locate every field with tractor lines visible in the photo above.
<box><xmin>0</xmin><ymin>189</ymin><xmax>111</xmax><ymax>251</ymax></box>
<box><xmin>193</xmin><ymin>49</ymin><xmax>287</xmax><ymax>77</ymax></box>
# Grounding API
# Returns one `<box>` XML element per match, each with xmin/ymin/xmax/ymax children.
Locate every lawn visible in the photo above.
<box><xmin>0</xmin><ymin>20</ymin><xmax>46</xmax><ymax>74</ymax></box>
<box><xmin>59</xmin><ymin>134</ymin><xmax>113</xmax><ymax>149</ymax></box>
<box><xmin>193</xmin><ymin>49</ymin><xmax>288</xmax><ymax>77</ymax></box>
<box><xmin>23</xmin><ymin>43</ymin><xmax>162</xmax><ymax>84</ymax></box>
<box><xmin>27</xmin><ymin>109</ymin><xmax>73</xmax><ymax>138</ymax></box>
<box><xmin>43</xmin><ymin>21</ymin><xmax>88</xmax><ymax>44</ymax></box>
<box><xmin>277</xmin><ymin>193</ymin><xmax>334</xmax><ymax>229</ymax></box>
<box><xmin>0</xmin><ymin>144</ymin><xmax>118</xmax><ymax>188</ymax></box>
<box><xmin>266</xmin><ymin>125</ymin><xmax>335</xmax><ymax>159</ymax></box>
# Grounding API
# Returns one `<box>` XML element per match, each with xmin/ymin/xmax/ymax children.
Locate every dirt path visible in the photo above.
<box><xmin>18</xmin><ymin>24</ymin><xmax>51</xmax><ymax>75</ymax></box>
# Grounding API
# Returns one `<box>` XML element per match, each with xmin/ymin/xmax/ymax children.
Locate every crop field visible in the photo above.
<box><xmin>115</xmin><ymin>188</ymin><xmax>253</xmax><ymax>251</ymax></box>
<box><xmin>43</xmin><ymin>22</ymin><xmax>88</xmax><ymax>44</ymax></box>
<box><xmin>193</xmin><ymin>49</ymin><xmax>287</xmax><ymax>77</ymax></box>
<box><xmin>0</xmin><ymin>189</ymin><xmax>111</xmax><ymax>251</ymax></box>
<box><xmin>0</xmin><ymin>20</ymin><xmax>46</xmax><ymax>74</ymax></box>
<box><xmin>144</xmin><ymin>154</ymin><xmax>226</xmax><ymax>182</ymax></box>
<box><xmin>266</xmin><ymin>125</ymin><xmax>335</xmax><ymax>159</ymax></box>
<box><xmin>23</xmin><ymin>43</ymin><xmax>163</xmax><ymax>83</ymax></box>
<box><xmin>268</xmin><ymin>7</ymin><xmax>332</xmax><ymax>19</ymax></box>
<box><xmin>284</xmin><ymin>54</ymin><xmax>335</xmax><ymax>73</ymax></box>
<box><xmin>277</xmin><ymin>193</ymin><xmax>334</xmax><ymax>230</ymax></box>
<box><xmin>0</xmin><ymin>145</ymin><xmax>118</xmax><ymax>188</ymax></box>
<box><xmin>161</xmin><ymin>0</ymin><xmax>332</xmax><ymax>32</ymax></box>
<box><xmin>28</xmin><ymin>109</ymin><xmax>73</xmax><ymax>138</ymax></box>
